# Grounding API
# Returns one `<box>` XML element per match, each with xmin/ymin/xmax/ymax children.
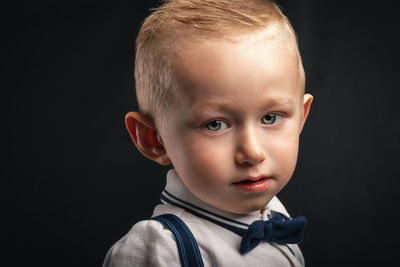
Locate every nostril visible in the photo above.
<box><xmin>235</xmin><ymin>128</ymin><xmax>265</xmax><ymax>166</ymax></box>
<box><xmin>235</xmin><ymin>149</ymin><xmax>265</xmax><ymax>166</ymax></box>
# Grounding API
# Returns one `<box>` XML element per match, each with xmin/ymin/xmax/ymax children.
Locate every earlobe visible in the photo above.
<box><xmin>125</xmin><ymin>112</ymin><xmax>171</xmax><ymax>165</ymax></box>
<box><xmin>300</xmin><ymin>94</ymin><xmax>313</xmax><ymax>133</ymax></box>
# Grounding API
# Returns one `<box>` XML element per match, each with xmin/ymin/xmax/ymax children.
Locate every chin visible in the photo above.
<box><xmin>233</xmin><ymin>203</ymin><xmax>268</xmax><ymax>215</ymax></box>
<box><xmin>246</xmin><ymin>198</ymin><xmax>273</xmax><ymax>213</ymax></box>
<box><xmin>214</xmin><ymin>197</ymin><xmax>271</xmax><ymax>215</ymax></box>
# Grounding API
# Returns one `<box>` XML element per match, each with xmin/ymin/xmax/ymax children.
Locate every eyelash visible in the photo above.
<box><xmin>204</xmin><ymin>113</ymin><xmax>283</xmax><ymax>132</ymax></box>
<box><xmin>204</xmin><ymin>120</ymin><xmax>229</xmax><ymax>132</ymax></box>
<box><xmin>261</xmin><ymin>113</ymin><xmax>283</xmax><ymax>125</ymax></box>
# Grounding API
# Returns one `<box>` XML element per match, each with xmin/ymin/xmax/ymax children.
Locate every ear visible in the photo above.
<box><xmin>125</xmin><ymin>111</ymin><xmax>171</xmax><ymax>165</ymax></box>
<box><xmin>299</xmin><ymin>94</ymin><xmax>313</xmax><ymax>133</ymax></box>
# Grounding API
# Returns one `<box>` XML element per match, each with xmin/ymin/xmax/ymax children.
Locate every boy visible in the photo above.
<box><xmin>103</xmin><ymin>0</ymin><xmax>313</xmax><ymax>266</ymax></box>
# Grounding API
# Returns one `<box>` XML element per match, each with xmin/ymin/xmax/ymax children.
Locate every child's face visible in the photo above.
<box><xmin>158</xmin><ymin>36</ymin><xmax>311</xmax><ymax>214</ymax></box>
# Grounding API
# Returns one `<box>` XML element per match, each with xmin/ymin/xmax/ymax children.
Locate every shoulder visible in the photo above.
<box><xmin>103</xmin><ymin>219</ymin><xmax>180</xmax><ymax>267</ymax></box>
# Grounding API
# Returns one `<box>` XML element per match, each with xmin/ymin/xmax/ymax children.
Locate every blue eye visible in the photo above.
<box><xmin>261</xmin><ymin>113</ymin><xmax>282</xmax><ymax>125</ymax></box>
<box><xmin>206</xmin><ymin>120</ymin><xmax>229</xmax><ymax>131</ymax></box>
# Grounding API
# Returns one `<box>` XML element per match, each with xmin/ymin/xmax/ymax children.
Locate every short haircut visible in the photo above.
<box><xmin>134</xmin><ymin>0</ymin><xmax>304</xmax><ymax>123</ymax></box>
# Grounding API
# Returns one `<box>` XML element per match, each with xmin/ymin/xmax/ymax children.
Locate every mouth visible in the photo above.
<box><xmin>233</xmin><ymin>176</ymin><xmax>271</xmax><ymax>192</ymax></box>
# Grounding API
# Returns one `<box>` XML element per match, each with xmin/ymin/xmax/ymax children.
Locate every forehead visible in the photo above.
<box><xmin>171</xmin><ymin>35</ymin><xmax>303</xmax><ymax>107</ymax></box>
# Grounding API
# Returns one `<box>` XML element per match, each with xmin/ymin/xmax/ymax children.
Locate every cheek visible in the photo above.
<box><xmin>167</xmin><ymin>132</ymin><xmax>230</xmax><ymax>185</ymax></box>
<box><xmin>267</xmin><ymin>132</ymin><xmax>299</xmax><ymax>177</ymax></box>
<box><xmin>184</xmin><ymin>137</ymin><xmax>228</xmax><ymax>177</ymax></box>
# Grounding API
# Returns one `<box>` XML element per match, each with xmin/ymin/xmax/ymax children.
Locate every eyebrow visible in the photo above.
<box><xmin>190</xmin><ymin>96</ymin><xmax>295</xmax><ymax>114</ymax></box>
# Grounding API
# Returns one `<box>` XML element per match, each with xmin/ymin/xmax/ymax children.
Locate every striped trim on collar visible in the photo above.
<box><xmin>161</xmin><ymin>189</ymin><xmax>248</xmax><ymax>236</ymax></box>
<box><xmin>160</xmin><ymin>190</ymin><xmax>249</xmax><ymax>236</ymax></box>
<box><xmin>161</xmin><ymin>189</ymin><xmax>290</xmax><ymax>238</ymax></box>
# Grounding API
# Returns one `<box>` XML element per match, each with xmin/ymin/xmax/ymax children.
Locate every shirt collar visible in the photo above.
<box><xmin>161</xmin><ymin>169</ymin><xmax>291</xmax><ymax>232</ymax></box>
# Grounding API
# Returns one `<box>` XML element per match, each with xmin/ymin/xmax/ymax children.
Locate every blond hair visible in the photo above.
<box><xmin>134</xmin><ymin>0</ymin><xmax>304</xmax><ymax>123</ymax></box>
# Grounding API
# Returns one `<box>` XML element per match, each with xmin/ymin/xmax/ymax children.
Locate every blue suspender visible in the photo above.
<box><xmin>152</xmin><ymin>214</ymin><xmax>204</xmax><ymax>267</ymax></box>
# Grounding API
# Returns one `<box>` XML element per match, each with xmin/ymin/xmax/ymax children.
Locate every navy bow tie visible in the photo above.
<box><xmin>239</xmin><ymin>212</ymin><xmax>307</xmax><ymax>254</ymax></box>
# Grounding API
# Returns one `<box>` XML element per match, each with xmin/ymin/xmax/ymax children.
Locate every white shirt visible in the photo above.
<box><xmin>103</xmin><ymin>169</ymin><xmax>305</xmax><ymax>267</ymax></box>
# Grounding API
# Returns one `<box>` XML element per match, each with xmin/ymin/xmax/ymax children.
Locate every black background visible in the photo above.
<box><xmin>4</xmin><ymin>0</ymin><xmax>400</xmax><ymax>266</ymax></box>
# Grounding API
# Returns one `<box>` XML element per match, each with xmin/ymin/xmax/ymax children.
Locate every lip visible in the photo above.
<box><xmin>233</xmin><ymin>176</ymin><xmax>271</xmax><ymax>192</ymax></box>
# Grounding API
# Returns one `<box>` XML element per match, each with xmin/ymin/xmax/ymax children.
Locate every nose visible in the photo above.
<box><xmin>234</xmin><ymin>126</ymin><xmax>266</xmax><ymax>166</ymax></box>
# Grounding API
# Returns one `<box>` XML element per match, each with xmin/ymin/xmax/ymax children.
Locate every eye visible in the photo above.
<box><xmin>261</xmin><ymin>113</ymin><xmax>282</xmax><ymax>125</ymax></box>
<box><xmin>205</xmin><ymin>120</ymin><xmax>229</xmax><ymax>131</ymax></box>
